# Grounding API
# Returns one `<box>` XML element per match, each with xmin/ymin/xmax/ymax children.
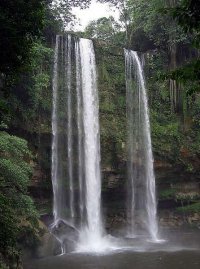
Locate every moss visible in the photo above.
<box><xmin>36</xmin><ymin>200</ymin><xmax>52</xmax><ymax>216</ymax></box>
<box><xmin>0</xmin><ymin>261</ymin><xmax>8</xmax><ymax>269</ymax></box>
<box><xmin>94</xmin><ymin>43</ymin><xmax>126</xmax><ymax>169</ymax></box>
<box><xmin>175</xmin><ymin>193</ymin><xmax>200</xmax><ymax>201</ymax></box>
<box><xmin>176</xmin><ymin>201</ymin><xmax>200</xmax><ymax>213</ymax></box>
<box><xmin>159</xmin><ymin>189</ymin><xmax>177</xmax><ymax>200</ymax></box>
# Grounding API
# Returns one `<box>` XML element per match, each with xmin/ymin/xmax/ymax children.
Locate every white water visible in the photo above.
<box><xmin>51</xmin><ymin>36</ymin><xmax>159</xmax><ymax>255</ymax></box>
<box><xmin>77</xmin><ymin>38</ymin><xmax>104</xmax><ymax>250</ymax></box>
<box><xmin>66</xmin><ymin>35</ymin><xmax>75</xmax><ymax>222</ymax></box>
<box><xmin>52</xmin><ymin>35</ymin><xmax>59</xmax><ymax>222</ymax></box>
<box><xmin>125</xmin><ymin>50</ymin><xmax>158</xmax><ymax>241</ymax></box>
<box><xmin>51</xmin><ymin>35</ymin><xmax>107</xmax><ymax>253</ymax></box>
<box><xmin>75</xmin><ymin>40</ymin><xmax>84</xmax><ymax>226</ymax></box>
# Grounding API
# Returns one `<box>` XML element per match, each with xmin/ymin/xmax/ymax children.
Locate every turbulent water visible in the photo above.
<box><xmin>25</xmin><ymin>229</ymin><xmax>200</xmax><ymax>269</ymax></box>
<box><xmin>125</xmin><ymin>50</ymin><xmax>158</xmax><ymax>240</ymax></box>
<box><xmin>51</xmin><ymin>35</ymin><xmax>104</xmax><ymax>253</ymax></box>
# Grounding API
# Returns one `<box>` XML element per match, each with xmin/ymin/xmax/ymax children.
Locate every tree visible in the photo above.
<box><xmin>172</xmin><ymin>0</ymin><xmax>200</xmax><ymax>40</ymax></box>
<box><xmin>85</xmin><ymin>16</ymin><xmax>121</xmax><ymax>42</ymax></box>
<box><xmin>0</xmin><ymin>0</ymin><xmax>94</xmax><ymax>79</ymax></box>
<box><xmin>0</xmin><ymin>131</ymin><xmax>39</xmax><ymax>267</ymax></box>
<box><xmin>97</xmin><ymin>0</ymin><xmax>131</xmax><ymax>42</ymax></box>
<box><xmin>0</xmin><ymin>0</ymin><xmax>45</xmax><ymax>77</ymax></box>
<box><xmin>168</xmin><ymin>0</ymin><xmax>200</xmax><ymax>94</ymax></box>
<box><xmin>50</xmin><ymin>0</ymin><xmax>92</xmax><ymax>28</ymax></box>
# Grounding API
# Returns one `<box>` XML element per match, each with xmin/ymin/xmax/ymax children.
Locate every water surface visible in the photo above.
<box><xmin>24</xmin><ymin>229</ymin><xmax>200</xmax><ymax>269</ymax></box>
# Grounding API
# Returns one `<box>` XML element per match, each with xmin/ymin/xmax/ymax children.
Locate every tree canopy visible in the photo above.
<box><xmin>0</xmin><ymin>0</ymin><xmax>45</xmax><ymax>77</ymax></box>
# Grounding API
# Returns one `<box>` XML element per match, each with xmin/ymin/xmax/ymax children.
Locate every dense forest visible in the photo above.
<box><xmin>0</xmin><ymin>0</ymin><xmax>200</xmax><ymax>268</ymax></box>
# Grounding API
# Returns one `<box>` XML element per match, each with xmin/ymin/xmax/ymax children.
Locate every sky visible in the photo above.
<box><xmin>73</xmin><ymin>0</ymin><xmax>119</xmax><ymax>31</ymax></box>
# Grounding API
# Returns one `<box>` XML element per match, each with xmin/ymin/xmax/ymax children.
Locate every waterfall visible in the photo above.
<box><xmin>75</xmin><ymin>40</ymin><xmax>84</xmax><ymax>226</ymax></box>
<box><xmin>66</xmin><ymin>35</ymin><xmax>75</xmax><ymax>222</ymax></box>
<box><xmin>52</xmin><ymin>35</ymin><xmax>59</xmax><ymax>223</ymax></box>
<box><xmin>76</xmin><ymin>38</ymin><xmax>105</xmax><ymax>251</ymax></box>
<box><xmin>51</xmin><ymin>35</ymin><xmax>105</xmax><ymax>253</ymax></box>
<box><xmin>51</xmin><ymin>35</ymin><xmax>159</xmax><ymax>254</ymax></box>
<box><xmin>79</xmin><ymin>38</ymin><xmax>103</xmax><ymax>239</ymax></box>
<box><xmin>125</xmin><ymin>50</ymin><xmax>158</xmax><ymax>241</ymax></box>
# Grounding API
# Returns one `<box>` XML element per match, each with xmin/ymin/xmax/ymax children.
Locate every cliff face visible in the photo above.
<box><xmin>18</xmin><ymin>38</ymin><xmax>200</xmax><ymax>228</ymax></box>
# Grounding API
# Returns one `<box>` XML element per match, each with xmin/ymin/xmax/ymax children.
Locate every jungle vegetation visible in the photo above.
<box><xmin>0</xmin><ymin>0</ymin><xmax>199</xmax><ymax>268</ymax></box>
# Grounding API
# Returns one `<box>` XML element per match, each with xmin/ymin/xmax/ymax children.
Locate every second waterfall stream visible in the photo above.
<box><xmin>125</xmin><ymin>49</ymin><xmax>158</xmax><ymax>241</ymax></box>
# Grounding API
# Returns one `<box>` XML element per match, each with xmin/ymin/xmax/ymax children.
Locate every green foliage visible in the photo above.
<box><xmin>167</xmin><ymin>0</ymin><xmax>200</xmax><ymax>92</ymax></box>
<box><xmin>0</xmin><ymin>132</ymin><xmax>39</xmax><ymax>264</ymax></box>
<box><xmin>95</xmin><ymin>43</ymin><xmax>126</xmax><ymax>168</ymax></box>
<box><xmin>0</xmin><ymin>0</ymin><xmax>45</xmax><ymax>77</ymax></box>
<box><xmin>28</xmin><ymin>41</ymin><xmax>53</xmax><ymax>111</ymax></box>
<box><xmin>159</xmin><ymin>189</ymin><xmax>177</xmax><ymax>200</ymax></box>
<box><xmin>85</xmin><ymin>16</ymin><xmax>122</xmax><ymax>43</ymax></box>
<box><xmin>166</xmin><ymin>59</ymin><xmax>200</xmax><ymax>94</ymax></box>
<box><xmin>0</xmin><ymin>1</ymin><xmax>56</xmax><ymax>127</ymax></box>
<box><xmin>176</xmin><ymin>201</ymin><xmax>200</xmax><ymax>213</ymax></box>
<box><xmin>172</xmin><ymin>0</ymin><xmax>200</xmax><ymax>42</ymax></box>
<box><xmin>151</xmin><ymin>111</ymin><xmax>181</xmax><ymax>161</ymax></box>
<box><xmin>50</xmin><ymin>0</ymin><xmax>92</xmax><ymax>28</ymax></box>
<box><xmin>127</xmin><ymin>0</ymin><xmax>189</xmax><ymax>48</ymax></box>
<box><xmin>99</xmin><ymin>0</ymin><xmax>130</xmax><ymax>32</ymax></box>
<box><xmin>4</xmin><ymin>40</ymin><xmax>53</xmax><ymax>132</ymax></box>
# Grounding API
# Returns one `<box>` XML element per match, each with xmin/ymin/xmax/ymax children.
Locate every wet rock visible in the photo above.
<box><xmin>35</xmin><ymin>219</ymin><xmax>80</xmax><ymax>258</ymax></box>
<box><xmin>51</xmin><ymin>220</ymin><xmax>80</xmax><ymax>253</ymax></box>
<box><xmin>36</xmin><ymin>230</ymin><xmax>61</xmax><ymax>258</ymax></box>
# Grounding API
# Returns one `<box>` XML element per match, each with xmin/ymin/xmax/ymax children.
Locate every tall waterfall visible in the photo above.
<box><xmin>51</xmin><ymin>35</ymin><xmax>104</xmax><ymax>252</ymax></box>
<box><xmin>66</xmin><ymin>35</ymin><xmax>75</xmax><ymax>222</ymax></box>
<box><xmin>52</xmin><ymin>35</ymin><xmax>60</xmax><ymax>223</ymax></box>
<box><xmin>77</xmin><ymin>38</ymin><xmax>104</xmax><ymax>250</ymax></box>
<box><xmin>125</xmin><ymin>50</ymin><xmax>158</xmax><ymax>241</ymax></box>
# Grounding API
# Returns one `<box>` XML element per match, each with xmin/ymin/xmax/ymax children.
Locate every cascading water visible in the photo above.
<box><xmin>66</xmin><ymin>35</ymin><xmax>75</xmax><ymax>222</ymax></box>
<box><xmin>125</xmin><ymin>50</ymin><xmax>158</xmax><ymax>241</ymax></box>
<box><xmin>77</xmin><ymin>38</ymin><xmax>104</xmax><ymax>250</ymax></box>
<box><xmin>52</xmin><ymin>35</ymin><xmax>59</xmax><ymax>223</ymax></box>
<box><xmin>75</xmin><ymin>40</ymin><xmax>84</xmax><ymax>226</ymax></box>
<box><xmin>51</xmin><ymin>35</ymin><xmax>106</xmax><ymax>253</ymax></box>
<box><xmin>51</xmin><ymin>34</ymin><xmax>160</xmax><ymax>255</ymax></box>
<box><xmin>51</xmin><ymin>35</ymin><xmax>76</xmax><ymax>254</ymax></box>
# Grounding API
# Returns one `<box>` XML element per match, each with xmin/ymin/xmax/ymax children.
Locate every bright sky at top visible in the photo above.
<box><xmin>73</xmin><ymin>0</ymin><xmax>119</xmax><ymax>31</ymax></box>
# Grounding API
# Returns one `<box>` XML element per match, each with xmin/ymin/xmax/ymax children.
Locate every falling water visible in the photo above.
<box><xmin>51</xmin><ymin>35</ymin><xmax>76</xmax><ymax>254</ymax></box>
<box><xmin>75</xmin><ymin>40</ymin><xmax>84</xmax><ymax>226</ymax></box>
<box><xmin>51</xmin><ymin>35</ymin><xmax>105</xmax><ymax>253</ymax></box>
<box><xmin>125</xmin><ymin>50</ymin><xmax>158</xmax><ymax>241</ymax></box>
<box><xmin>66</xmin><ymin>35</ymin><xmax>75</xmax><ymax>222</ymax></box>
<box><xmin>77</xmin><ymin>38</ymin><xmax>104</xmax><ymax>250</ymax></box>
<box><xmin>52</xmin><ymin>35</ymin><xmax>59</xmax><ymax>223</ymax></box>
